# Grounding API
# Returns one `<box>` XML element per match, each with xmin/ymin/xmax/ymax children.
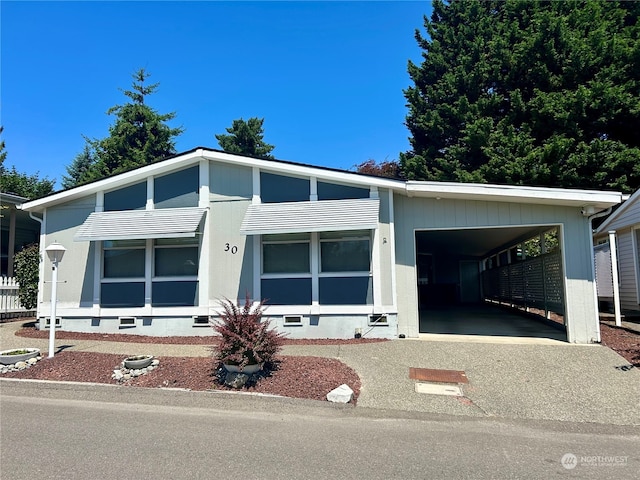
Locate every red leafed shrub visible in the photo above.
<box><xmin>211</xmin><ymin>295</ymin><xmax>286</xmax><ymax>370</ymax></box>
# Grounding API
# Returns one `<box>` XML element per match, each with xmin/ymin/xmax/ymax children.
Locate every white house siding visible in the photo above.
<box><xmin>595</xmin><ymin>192</ymin><xmax>640</xmax><ymax>315</ymax></box>
<box><xmin>601</xmin><ymin>199</ymin><xmax>640</xmax><ymax>233</ymax></box>
<box><xmin>393</xmin><ymin>195</ymin><xmax>599</xmax><ymax>343</ymax></box>
<box><xmin>615</xmin><ymin>228</ymin><xmax>640</xmax><ymax>313</ymax></box>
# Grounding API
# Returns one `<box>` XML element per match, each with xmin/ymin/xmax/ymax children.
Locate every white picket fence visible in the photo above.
<box><xmin>0</xmin><ymin>277</ymin><xmax>28</xmax><ymax>318</ymax></box>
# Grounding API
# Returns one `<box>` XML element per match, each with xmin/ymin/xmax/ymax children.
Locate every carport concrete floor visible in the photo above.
<box><xmin>419</xmin><ymin>304</ymin><xmax>567</xmax><ymax>341</ymax></box>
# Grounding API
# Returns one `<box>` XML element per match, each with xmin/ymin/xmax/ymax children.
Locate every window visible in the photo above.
<box><xmin>263</xmin><ymin>233</ymin><xmax>310</xmax><ymax>274</ymax></box>
<box><xmin>261</xmin><ymin>233</ymin><xmax>311</xmax><ymax>305</ymax></box>
<box><xmin>103</xmin><ymin>240</ymin><xmax>145</xmax><ymax>278</ymax></box>
<box><xmin>262</xmin><ymin>278</ymin><xmax>312</xmax><ymax>305</ymax></box>
<box><xmin>260</xmin><ymin>231</ymin><xmax>374</xmax><ymax>306</ymax></box>
<box><xmin>317</xmin><ymin>181</ymin><xmax>369</xmax><ymax>201</ymax></box>
<box><xmin>104</xmin><ymin>182</ymin><xmax>146</xmax><ymax>211</ymax></box>
<box><xmin>154</xmin><ymin>237</ymin><xmax>199</xmax><ymax>276</ymax></box>
<box><xmin>101</xmin><ymin>282</ymin><xmax>145</xmax><ymax>307</ymax></box>
<box><xmin>152</xmin><ymin>237</ymin><xmax>199</xmax><ymax>307</ymax></box>
<box><xmin>319</xmin><ymin>231</ymin><xmax>372</xmax><ymax>305</ymax></box>
<box><xmin>154</xmin><ymin>166</ymin><xmax>199</xmax><ymax>209</ymax></box>
<box><xmin>320</xmin><ymin>234</ymin><xmax>370</xmax><ymax>273</ymax></box>
<box><xmin>101</xmin><ymin>239</ymin><xmax>146</xmax><ymax>308</ymax></box>
<box><xmin>260</xmin><ymin>172</ymin><xmax>310</xmax><ymax>203</ymax></box>
<box><xmin>100</xmin><ymin>237</ymin><xmax>200</xmax><ymax>308</ymax></box>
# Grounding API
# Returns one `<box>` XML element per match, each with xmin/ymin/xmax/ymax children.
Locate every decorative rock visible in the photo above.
<box><xmin>0</xmin><ymin>355</ymin><xmax>43</xmax><ymax>374</ymax></box>
<box><xmin>225</xmin><ymin>372</ymin><xmax>249</xmax><ymax>388</ymax></box>
<box><xmin>327</xmin><ymin>384</ymin><xmax>354</xmax><ymax>403</ymax></box>
<box><xmin>151</xmin><ymin>360</ymin><xmax>160</xmax><ymax>367</ymax></box>
<box><xmin>111</xmin><ymin>359</ymin><xmax>160</xmax><ymax>382</ymax></box>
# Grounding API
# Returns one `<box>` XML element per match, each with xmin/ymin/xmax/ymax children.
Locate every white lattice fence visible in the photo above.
<box><xmin>481</xmin><ymin>251</ymin><xmax>565</xmax><ymax>315</ymax></box>
<box><xmin>1</xmin><ymin>277</ymin><xmax>25</xmax><ymax>315</ymax></box>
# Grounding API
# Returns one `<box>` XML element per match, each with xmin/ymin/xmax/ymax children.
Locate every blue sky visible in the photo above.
<box><xmin>2</xmin><ymin>1</ymin><xmax>432</xmax><ymax>188</ymax></box>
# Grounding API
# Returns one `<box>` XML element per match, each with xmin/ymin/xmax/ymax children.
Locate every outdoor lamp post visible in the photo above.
<box><xmin>45</xmin><ymin>242</ymin><xmax>66</xmax><ymax>358</ymax></box>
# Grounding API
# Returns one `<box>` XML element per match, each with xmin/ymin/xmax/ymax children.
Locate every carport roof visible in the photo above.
<box><xmin>406</xmin><ymin>181</ymin><xmax>621</xmax><ymax>210</ymax></box>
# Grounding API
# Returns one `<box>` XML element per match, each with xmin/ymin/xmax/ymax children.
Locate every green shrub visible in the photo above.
<box><xmin>14</xmin><ymin>244</ymin><xmax>40</xmax><ymax>309</ymax></box>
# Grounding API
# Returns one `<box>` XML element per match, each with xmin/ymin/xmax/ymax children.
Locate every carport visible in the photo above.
<box><xmin>415</xmin><ymin>225</ymin><xmax>567</xmax><ymax>340</ymax></box>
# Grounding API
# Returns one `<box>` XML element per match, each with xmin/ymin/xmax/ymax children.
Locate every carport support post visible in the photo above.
<box><xmin>608</xmin><ymin>231</ymin><xmax>622</xmax><ymax>327</ymax></box>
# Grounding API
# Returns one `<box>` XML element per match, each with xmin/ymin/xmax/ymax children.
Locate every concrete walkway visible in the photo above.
<box><xmin>2</xmin><ymin>320</ymin><xmax>639</xmax><ymax>426</ymax></box>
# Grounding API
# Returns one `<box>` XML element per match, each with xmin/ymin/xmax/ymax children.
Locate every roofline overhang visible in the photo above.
<box><xmin>20</xmin><ymin>148</ymin><xmax>405</xmax><ymax>213</ymax></box>
<box><xmin>20</xmin><ymin>147</ymin><xmax>623</xmax><ymax>213</ymax></box>
<box><xmin>1</xmin><ymin>192</ymin><xmax>29</xmax><ymax>206</ymax></box>
<box><xmin>405</xmin><ymin>181</ymin><xmax>623</xmax><ymax>210</ymax></box>
<box><xmin>595</xmin><ymin>188</ymin><xmax>640</xmax><ymax>234</ymax></box>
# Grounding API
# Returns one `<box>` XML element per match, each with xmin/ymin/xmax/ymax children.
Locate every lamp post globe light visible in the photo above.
<box><xmin>45</xmin><ymin>242</ymin><xmax>66</xmax><ymax>358</ymax></box>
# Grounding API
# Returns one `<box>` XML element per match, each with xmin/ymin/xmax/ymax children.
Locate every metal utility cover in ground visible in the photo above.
<box><xmin>415</xmin><ymin>383</ymin><xmax>463</xmax><ymax>396</ymax></box>
<box><xmin>409</xmin><ymin>367</ymin><xmax>469</xmax><ymax>384</ymax></box>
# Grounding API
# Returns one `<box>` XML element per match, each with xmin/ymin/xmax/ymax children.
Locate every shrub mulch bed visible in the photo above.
<box><xmin>2</xmin><ymin>351</ymin><xmax>361</xmax><ymax>402</ymax></box>
<box><xmin>599</xmin><ymin>322</ymin><xmax>640</xmax><ymax>367</ymax></box>
<box><xmin>6</xmin><ymin>320</ymin><xmax>367</xmax><ymax>402</ymax></box>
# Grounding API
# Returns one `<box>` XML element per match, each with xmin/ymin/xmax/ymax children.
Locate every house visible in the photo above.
<box><xmin>21</xmin><ymin>148</ymin><xmax>622</xmax><ymax>343</ymax></box>
<box><xmin>594</xmin><ymin>189</ymin><xmax>640</xmax><ymax>319</ymax></box>
<box><xmin>1</xmin><ymin>192</ymin><xmax>41</xmax><ymax>277</ymax></box>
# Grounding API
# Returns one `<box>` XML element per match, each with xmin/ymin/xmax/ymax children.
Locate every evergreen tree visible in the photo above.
<box><xmin>401</xmin><ymin>0</ymin><xmax>640</xmax><ymax>193</ymax></box>
<box><xmin>0</xmin><ymin>126</ymin><xmax>6</xmax><ymax>168</ymax></box>
<box><xmin>0</xmin><ymin>126</ymin><xmax>55</xmax><ymax>199</ymax></box>
<box><xmin>61</xmin><ymin>142</ymin><xmax>95</xmax><ymax>189</ymax></box>
<box><xmin>215</xmin><ymin>117</ymin><xmax>275</xmax><ymax>158</ymax></box>
<box><xmin>85</xmin><ymin>68</ymin><xmax>183</xmax><ymax>180</ymax></box>
<box><xmin>0</xmin><ymin>166</ymin><xmax>55</xmax><ymax>199</ymax></box>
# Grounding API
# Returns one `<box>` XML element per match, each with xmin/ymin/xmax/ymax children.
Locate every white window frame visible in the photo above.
<box><xmin>261</xmin><ymin>237</ymin><xmax>312</xmax><ymax>280</ymax></box>
<box><xmin>100</xmin><ymin>237</ymin><xmax>201</xmax><ymax>307</ymax></box>
<box><xmin>152</xmin><ymin>237</ymin><xmax>199</xmax><ymax>283</ymax></box>
<box><xmin>260</xmin><ymin>231</ymin><xmax>374</xmax><ymax>306</ymax></box>
<box><xmin>318</xmin><ymin>233</ymin><xmax>372</xmax><ymax>278</ymax></box>
<box><xmin>101</xmin><ymin>240</ymin><xmax>146</xmax><ymax>283</ymax></box>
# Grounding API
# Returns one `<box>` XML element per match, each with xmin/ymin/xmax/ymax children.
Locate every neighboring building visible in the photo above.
<box><xmin>594</xmin><ymin>189</ymin><xmax>640</xmax><ymax>318</ymax></box>
<box><xmin>21</xmin><ymin>148</ymin><xmax>621</xmax><ymax>343</ymax></box>
<box><xmin>1</xmin><ymin>193</ymin><xmax>41</xmax><ymax>277</ymax></box>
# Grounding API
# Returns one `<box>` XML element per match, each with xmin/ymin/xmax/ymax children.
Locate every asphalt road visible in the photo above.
<box><xmin>1</xmin><ymin>380</ymin><xmax>639</xmax><ymax>480</ymax></box>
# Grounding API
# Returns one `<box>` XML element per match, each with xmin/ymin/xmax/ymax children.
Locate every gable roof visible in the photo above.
<box><xmin>595</xmin><ymin>189</ymin><xmax>640</xmax><ymax>234</ymax></box>
<box><xmin>20</xmin><ymin>147</ymin><xmax>623</xmax><ymax>213</ymax></box>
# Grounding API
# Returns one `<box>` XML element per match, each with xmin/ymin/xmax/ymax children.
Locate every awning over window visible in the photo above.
<box><xmin>239</xmin><ymin>198</ymin><xmax>379</xmax><ymax>235</ymax></box>
<box><xmin>74</xmin><ymin>207</ymin><xmax>207</xmax><ymax>242</ymax></box>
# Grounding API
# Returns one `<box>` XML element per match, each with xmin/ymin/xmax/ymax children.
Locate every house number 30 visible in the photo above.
<box><xmin>225</xmin><ymin>243</ymin><xmax>238</xmax><ymax>254</ymax></box>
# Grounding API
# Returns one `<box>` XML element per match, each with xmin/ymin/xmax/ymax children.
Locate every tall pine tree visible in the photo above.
<box><xmin>215</xmin><ymin>117</ymin><xmax>275</xmax><ymax>159</ymax></box>
<box><xmin>85</xmin><ymin>68</ymin><xmax>183</xmax><ymax>181</ymax></box>
<box><xmin>401</xmin><ymin>0</ymin><xmax>640</xmax><ymax>193</ymax></box>
<box><xmin>61</xmin><ymin>142</ymin><xmax>95</xmax><ymax>189</ymax></box>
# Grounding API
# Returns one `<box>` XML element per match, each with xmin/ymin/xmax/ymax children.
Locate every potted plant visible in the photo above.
<box><xmin>123</xmin><ymin>354</ymin><xmax>154</xmax><ymax>369</ymax></box>
<box><xmin>211</xmin><ymin>294</ymin><xmax>286</xmax><ymax>374</ymax></box>
<box><xmin>0</xmin><ymin>348</ymin><xmax>40</xmax><ymax>365</ymax></box>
